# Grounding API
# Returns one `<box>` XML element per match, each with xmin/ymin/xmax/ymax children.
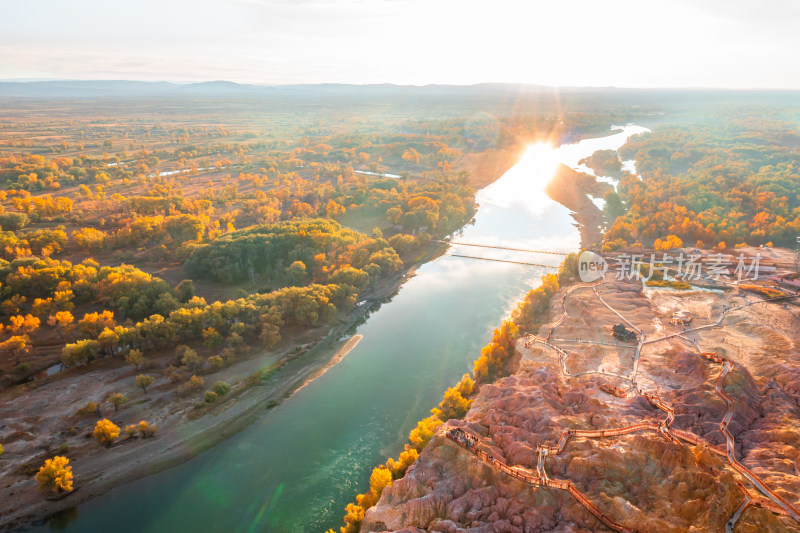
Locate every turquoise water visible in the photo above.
<box><xmin>35</xmin><ymin>126</ymin><xmax>644</xmax><ymax>533</ymax></box>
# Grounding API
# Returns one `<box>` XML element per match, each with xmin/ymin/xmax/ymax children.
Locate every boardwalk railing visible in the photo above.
<box><xmin>514</xmin><ymin>274</ymin><xmax>800</xmax><ymax>529</ymax></box>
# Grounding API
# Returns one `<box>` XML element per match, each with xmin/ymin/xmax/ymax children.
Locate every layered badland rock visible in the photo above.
<box><xmin>363</xmin><ymin>276</ymin><xmax>800</xmax><ymax>532</ymax></box>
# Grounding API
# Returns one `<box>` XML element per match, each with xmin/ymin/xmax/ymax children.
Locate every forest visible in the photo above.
<box><xmin>0</xmin><ymin>104</ymin><xmax>488</xmax><ymax>387</ymax></box>
<box><xmin>604</xmin><ymin>113</ymin><xmax>800</xmax><ymax>249</ymax></box>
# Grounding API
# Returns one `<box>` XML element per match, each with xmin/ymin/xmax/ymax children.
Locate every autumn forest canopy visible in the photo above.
<box><xmin>604</xmin><ymin>112</ymin><xmax>800</xmax><ymax>250</ymax></box>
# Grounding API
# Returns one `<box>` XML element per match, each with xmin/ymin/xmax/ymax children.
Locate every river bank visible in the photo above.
<box><xmin>0</xmin><ymin>243</ymin><xmax>443</xmax><ymax>531</ymax></box>
<box><xmin>545</xmin><ymin>163</ymin><xmax>612</xmax><ymax>250</ymax></box>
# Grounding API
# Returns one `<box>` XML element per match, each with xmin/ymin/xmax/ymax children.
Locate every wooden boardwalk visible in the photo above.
<box><xmin>486</xmin><ymin>276</ymin><xmax>800</xmax><ymax>530</ymax></box>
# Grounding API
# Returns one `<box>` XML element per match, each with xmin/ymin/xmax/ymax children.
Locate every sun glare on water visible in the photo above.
<box><xmin>478</xmin><ymin>141</ymin><xmax>562</xmax><ymax>213</ymax></box>
<box><xmin>511</xmin><ymin>142</ymin><xmax>561</xmax><ymax>211</ymax></box>
<box><xmin>519</xmin><ymin>142</ymin><xmax>561</xmax><ymax>185</ymax></box>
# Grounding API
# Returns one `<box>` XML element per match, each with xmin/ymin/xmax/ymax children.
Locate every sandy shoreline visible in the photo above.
<box><xmin>0</xmin><ymin>255</ymin><xmax>431</xmax><ymax>531</ymax></box>
<box><xmin>292</xmin><ymin>334</ymin><xmax>363</xmax><ymax>396</ymax></box>
<box><xmin>545</xmin><ymin>164</ymin><xmax>610</xmax><ymax>250</ymax></box>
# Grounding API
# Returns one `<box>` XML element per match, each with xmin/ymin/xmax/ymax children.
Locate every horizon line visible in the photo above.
<box><xmin>1</xmin><ymin>79</ymin><xmax>800</xmax><ymax>92</ymax></box>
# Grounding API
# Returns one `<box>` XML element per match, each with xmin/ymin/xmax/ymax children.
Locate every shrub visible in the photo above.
<box><xmin>645</xmin><ymin>279</ymin><xmax>692</xmax><ymax>290</ymax></box>
<box><xmin>430</xmin><ymin>375</ymin><xmax>474</xmax><ymax>420</ymax></box>
<box><xmin>165</xmin><ymin>365</ymin><xmax>184</xmax><ymax>383</ymax></box>
<box><xmin>204</xmin><ymin>390</ymin><xmax>218</xmax><ymax>403</ymax></box>
<box><xmin>207</xmin><ymin>355</ymin><xmax>224</xmax><ymax>372</ymax></box>
<box><xmin>61</xmin><ymin>339</ymin><xmax>100</xmax><ymax>367</ymax></box>
<box><xmin>654</xmin><ymin>235</ymin><xmax>683</xmax><ymax>250</ymax></box>
<box><xmin>92</xmin><ymin>419</ymin><xmax>120</xmax><ymax>446</ymax></box>
<box><xmin>739</xmin><ymin>284</ymin><xmax>784</xmax><ymax>299</ymax></box>
<box><xmin>337</xmin><ymin>503</ymin><xmax>364</xmax><ymax>533</ymax></box>
<box><xmin>511</xmin><ymin>274</ymin><xmax>559</xmax><ymax>334</ymax></box>
<box><xmin>107</xmin><ymin>392</ymin><xmax>127</xmax><ymax>412</ymax></box>
<box><xmin>0</xmin><ymin>212</ymin><xmax>29</xmax><ymax>231</ymax></box>
<box><xmin>471</xmin><ymin>320</ymin><xmax>520</xmax><ymax>383</ymax></box>
<box><xmin>385</xmin><ymin>447</ymin><xmax>418</xmax><ymax>478</ymax></box>
<box><xmin>75</xmin><ymin>401</ymin><xmax>99</xmax><ymax>417</ymax></box>
<box><xmin>35</xmin><ymin>456</ymin><xmax>73</xmax><ymax>492</ymax></box>
<box><xmin>125</xmin><ymin>349</ymin><xmax>149</xmax><ymax>370</ymax></box>
<box><xmin>179</xmin><ymin>374</ymin><xmax>204</xmax><ymax>395</ymax></box>
<box><xmin>355</xmin><ymin>465</ymin><xmax>393</xmax><ymax>510</ymax></box>
<box><xmin>135</xmin><ymin>374</ymin><xmax>155</xmax><ymax>392</ymax></box>
<box><xmin>58</xmin><ymin>443</ymin><xmax>70</xmax><ymax>454</ymax></box>
<box><xmin>137</xmin><ymin>420</ymin><xmax>157</xmax><ymax>438</ymax></box>
<box><xmin>173</xmin><ymin>279</ymin><xmax>195</xmax><ymax>303</ymax></box>
<box><xmin>178</xmin><ymin>346</ymin><xmax>204</xmax><ymax>371</ymax></box>
<box><xmin>213</xmin><ymin>381</ymin><xmax>231</xmax><ymax>396</ymax></box>
<box><xmin>123</xmin><ymin>424</ymin><xmax>138</xmax><ymax>440</ymax></box>
<box><xmin>408</xmin><ymin>415</ymin><xmax>443</xmax><ymax>451</ymax></box>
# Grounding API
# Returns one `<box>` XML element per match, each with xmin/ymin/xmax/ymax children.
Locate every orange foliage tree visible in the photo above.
<box><xmin>35</xmin><ymin>456</ymin><xmax>73</xmax><ymax>493</ymax></box>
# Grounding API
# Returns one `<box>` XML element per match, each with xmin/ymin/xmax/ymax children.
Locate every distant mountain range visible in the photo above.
<box><xmin>0</xmin><ymin>80</ymin><xmax>798</xmax><ymax>100</ymax></box>
<box><xmin>0</xmin><ymin>80</ymin><xmax>579</xmax><ymax>99</ymax></box>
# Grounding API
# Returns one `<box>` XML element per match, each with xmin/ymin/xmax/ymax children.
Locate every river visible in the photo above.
<box><xmin>36</xmin><ymin>124</ymin><xmax>648</xmax><ymax>533</ymax></box>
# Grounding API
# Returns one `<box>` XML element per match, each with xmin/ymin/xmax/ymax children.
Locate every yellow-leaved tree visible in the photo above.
<box><xmin>93</xmin><ymin>418</ymin><xmax>120</xmax><ymax>446</ymax></box>
<box><xmin>36</xmin><ymin>456</ymin><xmax>73</xmax><ymax>493</ymax></box>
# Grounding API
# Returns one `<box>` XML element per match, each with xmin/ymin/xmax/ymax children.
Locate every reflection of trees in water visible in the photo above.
<box><xmin>47</xmin><ymin>506</ymin><xmax>78</xmax><ymax>530</ymax></box>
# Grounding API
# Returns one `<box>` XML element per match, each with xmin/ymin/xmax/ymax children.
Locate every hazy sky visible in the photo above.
<box><xmin>2</xmin><ymin>0</ymin><xmax>799</xmax><ymax>87</ymax></box>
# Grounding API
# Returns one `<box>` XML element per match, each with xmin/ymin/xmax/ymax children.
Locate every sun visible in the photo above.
<box><xmin>518</xmin><ymin>142</ymin><xmax>561</xmax><ymax>185</ymax></box>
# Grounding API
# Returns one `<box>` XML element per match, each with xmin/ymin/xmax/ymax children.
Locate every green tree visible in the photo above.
<box><xmin>107</xmin><ymin>392</ymin><xmax>127</xmax><ymax>412</ymax></box>
<box><xmin>0</xmin><ymin>212</ymin><xmax>29</xmax><ymax>231</ymax></box>
<box><xmin>202</xmin><ymin>327</ymin><xmax>223</xmax><ymax>349</ymax></box>
<box><xmin>286</xmin><ymin>260</ymin><xmax>307</xmax><ymax>285</ymax></box>
<box><xmin>603</xmin><ymin>190</ymin><xmax>626</xmax><ymax>220</ymax></box>
<box><xmin>207</xmin><ymin>355</ymin><xmax>224</xmax><ymax>371</ymax></box>
<box><xmin>213</xmin><ymin>381</ymin><xmax>231</xmax><ymax>396</ymax></box>
<box><xmin>173</xmin><ymin>279</ymin><xmax>196</xmax><ymax>303</ymax></box>
<box><xmin>125</xmin><ymin>349</ymin><xmax>149</xmax><ymax>370</ymax></box>
<box><xmin>135</xmin><ymin>374</ymin><xmax>154</xmax><ymax>393</ymax></box>
<box><xmin>61</xmin><ymin>339</ymin><xmax>100</xmax><ymax>367</ymax></box>
<box><xmin>178</xmin><ymin>346</ymin><xmax>204</xmax><ymax>371</ymax></box>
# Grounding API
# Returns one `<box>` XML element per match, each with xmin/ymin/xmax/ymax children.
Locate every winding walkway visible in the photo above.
<box><xmin>448</xmin><ymin>276</ymin><xmax>800</xmax><ymax>531</ymax></box>
<box><xmin>445</xmin><ymin>431</ymin><xmax>635</xmax><ymax>533</ymax></box>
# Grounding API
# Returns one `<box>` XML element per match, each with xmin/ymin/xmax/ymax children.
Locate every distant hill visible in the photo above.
<box><xmin>0</xmin><ymin>80</ymin><xmax>179</xmax><ymax>98</ymax></box>
<box><xmin>0</xmin><ymin>80</ymin><xmax>547</xmax><ymax>98</ymax></box>
<box><xmin>0</xmin><ymin>80</ymin><xmax>799</xmax><ymax>108</ymax></box>
<box><xmin>176</xmin><ymin>80</ymin><xmax>266</xmax><ymax>96</ymax></box>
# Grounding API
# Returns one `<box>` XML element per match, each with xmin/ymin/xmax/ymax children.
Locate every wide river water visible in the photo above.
<box><xmin>38</xmin><ymin>124</ymin><xmax>647</xmax><ymax>533</ymax></box>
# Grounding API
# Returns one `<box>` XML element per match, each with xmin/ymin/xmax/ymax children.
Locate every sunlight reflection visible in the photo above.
<box><xmin>518</xmin><ymin>141</ymin><xmax>560</xmax><ymax>185</ymax></box>
<box><xmin>477</xmin><ymin>141</ymin><xmax>561</xmax><ymax>213</ymax></box>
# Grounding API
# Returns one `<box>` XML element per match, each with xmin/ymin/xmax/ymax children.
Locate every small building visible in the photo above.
<box><xmin>600</xmin><ymin>384</ymin><xmax>629</xmax><ymax>398</ymax></box>
<box><xmin>612</xmin><ymin>323</ymin><xmax>637</xmax><ymax>342</ymax></box>
<box><xmin>669</xmin><ymin>310</ymin><xmax>692</xmax><ymax>326</ymax></box>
